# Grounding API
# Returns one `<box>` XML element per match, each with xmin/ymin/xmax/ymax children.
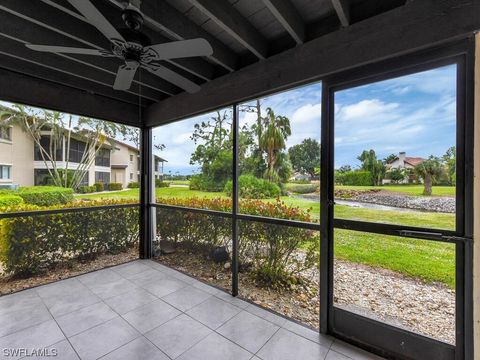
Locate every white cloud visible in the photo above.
<box><xmin>337</xmin><ymin>99</ymin><xmax>399</xmax><ymax>122</ymax></box>
<box><xmin>291</xmin><ymin>103</ymin><xmax>322</xmax><ymax>124</ymax></box>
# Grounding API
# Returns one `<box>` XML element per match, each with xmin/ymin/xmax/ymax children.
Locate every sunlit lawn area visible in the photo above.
<box><xmin>76</xmin><ymin>186</ymin><xmax>455</xmax><ymax>286</ymax></box>
<box><xmin>337</xmin><ymin>184</ymin><xmax>455</xmax><ymax>197</ymax></box>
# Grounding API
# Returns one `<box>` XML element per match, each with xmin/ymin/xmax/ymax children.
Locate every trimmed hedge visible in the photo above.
<box><xmin>94</xmin><ymin>182</ymin><xmax>104</xmax><ymax>192</ymax></box>
<box><xmin>18</xmin><ymin>186</ymin><xmax>74</xmax><ymax>206</ymax></box>
<box><xmin>0</xmin><ymin>199</ymin><xmax>139</xmax><ymax>275</ymax></box>
<box><xmin>0</xmin><ymin>195</ymin><xmax>24</xmax><ymax>207</ymax></box>
<box><xmin>284</xmin><ymin>183</ymin><xmax>318</xmax><ymax>194</ymax></box>
<box><xmin>77</xmin><ymin>185</ymin><xmax>96</xmax><ymax>194</ymax></box>
<box><xmin>127</xmin><ymin>182</ymin><xmax>139</xmax><ymax>189</ymax></box>
<box><xmin>155</xmin><ymin>179</ymin><xmax>170</xmax><ymax>188</ymax></box>
<box><xmin>224</xmin><ymin>175</ymin><xmax>281</xmax><ymax>199</ymax></box>
<box><xmin>155</xmin><ymin>197</ymin><xmax>318</xmax><ymax>285</ymax></box>
<box><xmin>336</xmin><ymin>171</ymin><xmax>373</xmax><ymax>186</ymax></box>
<box><xmin>108</xmin><ymin>183</ymin><xmax>123</xmax><ymax>191</ymax></box>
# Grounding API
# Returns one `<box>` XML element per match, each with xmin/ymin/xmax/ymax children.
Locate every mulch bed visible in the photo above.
<box><xmin>156</xmin><ymin>248</ymin><xmax>455</xmax><ymax>344</ymax></box>
<box><xmin>0</xmin><ymin>247</ymin><xmax>138</xmax><ymax>296</ymax></box>
<box><xmin>156</xmin><ymin>248</ymin><xmax>319</xmax><ymax>329</ymax></box>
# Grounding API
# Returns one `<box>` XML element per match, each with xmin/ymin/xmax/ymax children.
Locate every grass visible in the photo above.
<box><xmin>337</xmin><ymin>184</ymin><xmax>455</xmax><ymax>197</ymax></box>
<box><xmin>168</xmin><ymin>180</ymin><xmax>191</xmax><ymax>186</ymax></box>
<box><xmin>75</xmin><ymin>186</ymin><xmax>456</xmax><ymax>287</ymax></box>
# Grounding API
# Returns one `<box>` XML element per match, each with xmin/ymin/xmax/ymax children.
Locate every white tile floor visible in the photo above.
<box><xmin>0</xmin><ymin>260</ymin><xmax>384</xmax><ymax>360</ymax></box>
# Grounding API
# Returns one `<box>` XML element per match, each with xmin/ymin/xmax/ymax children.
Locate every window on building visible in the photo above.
<box><xmin>68</xmin><ymin>138</ymin><xmax>86</xmax><ymax>163</ymax></box>
<box><xmin>95</xmin><ymin>171</ymin><xmax>110</xmax><ymax>185</ymax></box>
<box><xmin>0</xmin><ymin>165</ymin><xmax>11</xmax><ymax>180</ymax></box>
<box><xmin>34</xmin><ymin>136</ymin><xmax>63</xmax><ymax>161</ymax></box>
<box><xmin>130</xmin><ymin>172</ymin><xmax>133</xmax><ymax>180</ymax></box>
<box><xmin>0</xmin><ymin>126</ymin><xmax>11</xmax><ymax>141</ymax></box>
<box><xmin>130</xmin><ymin>154</ymin><xmax>134</xmax><ymax>162</ymax></box>
<box><xmin>95</xmin><ymin>148</ymin><xmax>110</xmax><ymax>167</ymax></box>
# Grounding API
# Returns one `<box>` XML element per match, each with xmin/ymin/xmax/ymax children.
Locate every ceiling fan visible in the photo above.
<box><xmin>25</xmin><ymin>0</ymin><xmax>213</xmax><ymax>93</ymax></box>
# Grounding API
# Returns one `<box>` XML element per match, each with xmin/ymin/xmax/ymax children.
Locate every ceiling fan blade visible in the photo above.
<box><xmin>144</xmin><ymin>39</ymin><xmax>213</xmax><ymax>61</ymax></box>
<box><xmin>26</xmin><ymin>44</ymin><xmax>113</xmax><ymax>56</ymax></box>
<box><xmin>144</xmin><ymin>64</ymin><xmax>201</xmax><ymax>93</ymax></box>
<box><xmin>67</xmin><ymin>0</ymin><xmax>125</xmax><ymax>42</ymax></box>
<box><xmin>113</xmin><ymin>61</ymin><xmax>139</xmax><ymax>90</ymax></box>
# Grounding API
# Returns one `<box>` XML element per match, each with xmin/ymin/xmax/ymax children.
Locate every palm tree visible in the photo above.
<box><xmin>414</xmin><ymin>156</ymin><xmax>444</xmax><ymax>196</ymax></box>
<box><xmin>259</xmin><ymin>107</ymin><xmax>291</xmax><ymax>182</ymax></box>
<box><xmin>1</xmin><ymin>104</ymin><xmax>127</xmax><ymax>189</ymax></box>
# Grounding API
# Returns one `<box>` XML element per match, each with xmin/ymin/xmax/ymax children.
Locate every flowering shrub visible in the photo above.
<box><xmin>156</xmin><ymin>197</ymin><xmax>319</xmax><ymax>285</ymax></box>
<box><xmin>0</xmin><ymin>199</ymin><xmax>139</xmax><ymax>276</ymax></box>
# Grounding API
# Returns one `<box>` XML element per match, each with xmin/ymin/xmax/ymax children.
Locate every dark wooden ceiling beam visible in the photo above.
<box><xmin>0</xmin><ymin>0</ymin><xmax>180</xmax><ymax>96</ymax></box>
<box><xmin>145</xmin><ymin>0</ymin><xmax>479</xmax><ymax>126</ymax></box>
<box><xmin>0</xmin><ymin>68</ymin><xmax>140</xmax><ymax>126</ymax></box>
<box><xmin>0</xmin><ymin>33</ymin><xmax>161</xmax><ymax>104</ymax></box>
<box><xmin>331</xmin><ymin>0</ymin><xmax>350</xmax><ymax>27</ymax></box>
<box><xmin>262</xmin><ymin>0</ymin><xmax>305</xmax><ymax>44</ymax></box>
<box><xmin>122</xmin><ymin>0</ymin><xmax>238</xmax><ymax>72</ymax></box>
<box><xmin>0</xmin><ymin>51</ymin><xmax>152</xmax><ymax>107</ymax></box>
<box><xmin>188</xmin><ymin>0</ymin><xmax>268</xmax><ymax>60</ymax></box>
<box><xmin>0</xmin><ymin>9</ymin><xmax>172</xmax><ymax>101</ymax></box>
<box><xmin>0</xmin><ymin>0</ymin><xmax>214</xmax><ymax>95</ymax></box>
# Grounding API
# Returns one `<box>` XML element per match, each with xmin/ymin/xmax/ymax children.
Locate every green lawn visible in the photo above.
<box><xmin>337</xmin><ymin>184</ymin><xmax>455</xmax><ymax>197</ymax></box>
<box><xmin>168</xmin><ymin>180</ymin><xmax>191</xmax><ymax>186</ymax></box>
<box><xmin>76</xmin><ymin>186</ymin><xmax>455</xmax><ymax>287</ymax></box>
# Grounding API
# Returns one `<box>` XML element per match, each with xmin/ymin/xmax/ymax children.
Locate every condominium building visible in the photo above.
<box><xmin>0</xmin><ymin>124</ymin><xmax>166</xmax><ymax>188</ymax></box>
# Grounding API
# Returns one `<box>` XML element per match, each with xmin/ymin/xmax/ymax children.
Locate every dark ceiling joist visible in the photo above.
<box><xmin>127</xmin><ymin>0</ymin><xmax>238</xmax><ymax>72</ymax></box>
<box><xmin>262</xmin><ymin>0</ymin><xmax>306</xmax><ymax>44</ymax></box>
<box><xmin>0</xmin><ymin>0</ymin><xmax>180</xmax><ymax>97</ymax></box>
<box><xmin>0</xmin><ymin>51</ymin><xmax>151</xmax><ymax>107</ymax></box>
<box><xmin>189</xmin><ymin>0</ymin><xmax>268</xmax><ymax>60</ymax></box>
<box><xmin>332</xmin><ymin>0</ymin><xmax>350</xmax><ymax>27</ymax></box>
<box><xmin>0</xmin><ymin>10</ymin><xmax>173</xmax><ymax>101</ymax></box>
<box><xmin>0</xmin><ymin>33</ymin><xmax>159</xmax><ymax>105</ymax></box>
<box><xmin>0</xmin><ymin>68</ymin><xmax>140</xmax><ymax>126</ymax></box>
<box><xmin>145</xmin><ymin>0</ymin><xmax>480</xmax><ymax>126</ymax></box>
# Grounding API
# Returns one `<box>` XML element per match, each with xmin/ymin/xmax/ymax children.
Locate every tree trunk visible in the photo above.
<box><xmin>423</xmin><ymin>173</ymin><xmax>432</xmax><ymax>196</ymax></box>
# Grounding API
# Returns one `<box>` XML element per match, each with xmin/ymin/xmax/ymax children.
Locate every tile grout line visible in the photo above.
<box><xmin>36</xmin><ymin>292</ymin><xmax>83</xmax><ymax>360</ymax></box>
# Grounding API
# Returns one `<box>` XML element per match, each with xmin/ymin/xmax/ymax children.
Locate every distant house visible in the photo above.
<box><xmin>384</xmin><ymin>152</ymin><xmax>424</xmax><ymax>184</ymax></box>
<box><xmin>289</xmin><ymin>172</ymin><xmax>310</xmax><ymax>181</ymax></box>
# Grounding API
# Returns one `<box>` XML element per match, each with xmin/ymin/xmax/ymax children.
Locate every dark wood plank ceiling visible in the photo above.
<box><xmin>0</xmin><ymin>0</ymin><xmax>407</xmax><ymax>125</ymax></box>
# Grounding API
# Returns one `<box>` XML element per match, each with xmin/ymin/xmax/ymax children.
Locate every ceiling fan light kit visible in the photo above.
<box><xmin>25</xmin><ymin>0</ymin><xmax>213</xmax><ymax>93</ymax></box>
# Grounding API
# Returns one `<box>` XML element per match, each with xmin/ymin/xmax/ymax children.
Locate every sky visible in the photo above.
<box><xmin>152</xmin><ymin>63</ymin><xmax>456</xmax><ymax>175</ymax></box>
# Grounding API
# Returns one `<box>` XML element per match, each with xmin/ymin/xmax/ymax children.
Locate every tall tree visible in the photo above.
<box><xmin>1</xmin><ymin>104</ymin><xmax>127</xmax><ymax>189</ymax></box>
<box><xmin>442</xmin><ymin>146</ymin><xmax>456</xmax><ymax>185</ymax></box>
<box><xmin>259</xmin><ymin>107</ymin><xmax>291</xmax><ymax>182</ymax></box>
<box><xmin>357</xmin><ymin>149</ymin><xmax>385</xmax><ymax>186</ymax></box>
<box><xmin>414</xmin><ymin>156</ymin><xmax>444</xmax><ymax>196</ymax></box>
<box><xmin>288</xmin><ymin>138</ymin><xmax>321</xmax><ymax>178</ymax></box>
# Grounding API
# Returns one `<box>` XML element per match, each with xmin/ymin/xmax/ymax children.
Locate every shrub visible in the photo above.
<box><xmin>77</xmin><ymin>185</ymin><xmax>96</xmax><ymax>194</ymax></box>
<box><xmin>0</xmin><ymin>195</ymin><xmax>24</xmax><ymax>207</ymax></box>
<box><xmin>336</xmin><ymin>171</ymin><xmax>372</xmax><ymax>186</ymax></box>
<box><xmin>94</xmin><ymin>182</ymin><xmax>104</xmax><ymax>192</ymax></box>
<box><xmin>284</xmin><ymin>183</ymin><xmax>318</xmax><ymax>194</ymax></box>
<box><xmin>155</xmin><ymin>196</ymin><xmax>318</xmax><ymax>285</ymax></box>
<box><xmin>128</xmin><ymin>182</ymin><xmax>139</xmax><ymax>189</ymax></box>
<box><xmin>17</xmin><ymin>186</ymin><xmax>74</xmax><ymax>206</ymax></box>
<box><xmin>189</xmin><ymin>174</ymin><xmax>224</xmax><ymax>192</ymax></box>
<box><xmin>0</xmin><ymin>199</ymin><xmax>139</xmax><ymax>275</ymax></box>
<box><xmin>108</xmin><ymin>183</ymin><xmax>123</xmax><ymax>191</ymax></box>
<box><xmin>224</xmin><ymin>175</ymin><xmax>281</xmax><ymax>199</ymax></box>
<box><xmin>155</xmin><ymin>179</ymin><xmax>170</xmax><ymax>188</ymax></box>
